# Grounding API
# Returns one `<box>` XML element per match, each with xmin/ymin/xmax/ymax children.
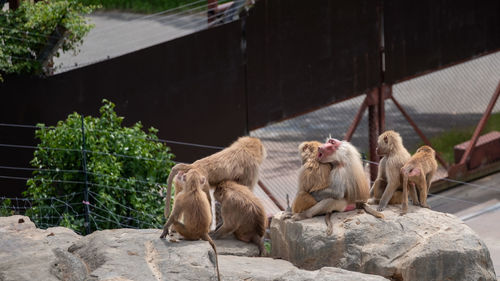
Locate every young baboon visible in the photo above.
<box><xmin>164</xmin><ymin>136</ymin><xmax>266</xmax><ymax>218</ymax></box>
<box><xmin>401</xmin><ymin>145</ymin><xmax>438</xmax><ymax>214</ymax></box>
<box><xmin>291</xmin><ymin>141</ymin><xmax>334</xmax><ymax>214</ymax></box>
<box><xmin>292</xmin><ymin>138</ymin><xmax>384</xmax><ymax>221</ymax></box>
<box><xmin>368</xmin><ymin>130</ymin><xmax>415</xmax><ymax>212</ymax></box>
<box><xmin>211</xmin><ymin>180</ymin><xmax>267</xmax><ymax>256</ymax></box>
<box><xmin>159</xmin><ymin>170</ymin><xmax>220</xmax><ymax>281</ymax></box>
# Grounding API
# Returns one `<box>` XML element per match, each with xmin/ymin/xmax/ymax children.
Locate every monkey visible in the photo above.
<box><xmin>367</xmin><ymin>130</ymin><xmax>417</xmax><ymax>212</ymax></box>
<box><xmin>159</xmin><ymin>169</ymin><xmax>220</xmax><ymax>281</ymax></box>
<box><xmin>400</xmin><ymin>145</ymin><xmax>438</xmax><ymax>214</ymax></box>
<box><xmin>287</xmin><ymin>141</ymin><xmax>350</xmax><ymax>235</ymax></box>
<box><xmin>291</xmin><ymin>141</ymin><xmax>334</xmax><ymax>214</ymax></box>
<box><xmin>164</xmin><ymin>136</ymin><xmax>266</xmax><ymax>219</ymax></box>
<box><xmin>211</xmin><ymin>180</ymin><xmax>267</xmax><ymax>256</ymax></box>
<box><xmin>290</xmin><ymin>138</ymin><xmax>384</xmax><ymax>223</ymax></box>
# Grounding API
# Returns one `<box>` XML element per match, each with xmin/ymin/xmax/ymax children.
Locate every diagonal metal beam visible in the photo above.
<box><xmin>390</xmin><ymin>96</ymin><xmax>448</xmax><ymax>168</ymax></box>
<box><xmin>459</xmin><ymin>79</ymin><xmax>500</xmax><ymax>165</ymax></box>
<box><xmin>344</xmin><ymin>96</ymin><xmax>368</xmax><ymax>141</ymax></box>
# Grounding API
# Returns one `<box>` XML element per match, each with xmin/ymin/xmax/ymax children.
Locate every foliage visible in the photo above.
<box><xmin>0</xmin><ymin>198</ymin><xmax>13</xmax><ymax>216</ymax></box>
<box><xmin>24</xmin><ymin>99</ymin><xmax>175</xmax><ymax>234</ymax></box>
<box><xmin>426</xmin><ymin>112</ymin><xmax>500</xmax><ymax>164</ymax></box>
<box><xmin>0</xmin><ymin>0</ymin><xmax>97</xmax><ymax>79</ymax></box>
<box><xmin>80</xmin><ymin>0</ymin><xmax>229</xmax><ymax>14</ymax></box>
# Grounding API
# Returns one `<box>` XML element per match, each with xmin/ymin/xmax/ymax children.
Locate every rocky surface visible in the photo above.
<box><xmin>271</xmin><ymin>205</ymin><xmax>497</xmax><ymax>281</ymax></box>
<box><xmin>0</xmin><ymin>215</ymin><xmax>388</xmax><ymax>281</ymax></box>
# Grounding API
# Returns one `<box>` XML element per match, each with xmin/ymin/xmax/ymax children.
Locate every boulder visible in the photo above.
<box><xmin>271</xmin><ymin>206</ymin><xmax>497</xmax><ymax>281</ymax></box>
<box><xmin>0</xmin><ymin>215</ymin><xmax>388</xmax><ymax>281</ymax></box>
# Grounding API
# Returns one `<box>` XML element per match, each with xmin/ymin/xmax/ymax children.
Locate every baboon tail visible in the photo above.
<box><xmin>164</xmin><ymin>164</ymin><xmax>190</xmax><ymax>219</ymax></box>
<box><xmin>360</xmin><ymin>203</ymin><xmax>385</xmax><ymax>219</ymax></box>
<box><xmin>203</xmin><ymin>234</ymin><xmax>221</xmax><ymax>281</ymax></box>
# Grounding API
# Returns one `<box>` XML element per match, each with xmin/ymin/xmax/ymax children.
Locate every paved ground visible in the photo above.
<box><xmin>53</xmin><ymin>10</ymin><xmax>207</xmax><ymax>73</ymax></box>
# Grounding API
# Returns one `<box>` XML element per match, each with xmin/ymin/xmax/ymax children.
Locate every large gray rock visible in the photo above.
<box><xmin>271</xmin><ymin>206</ymin><xmax>497</xmax><ymax>281</ymax></box>
<box><xmin>0</xmin><ymin>215</ymin><xmax>388</xmax><ymax>281</ymax></box>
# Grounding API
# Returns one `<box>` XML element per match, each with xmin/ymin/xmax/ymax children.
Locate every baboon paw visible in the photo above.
<box><xmin>421</xmin><ymin>204</ymin><xmax>430</xmax><ymax>209</ymax></box>
<box><xmin>377</xmin><ymin>207</ymin><xmax>385</xmax><ymax>212</ymax></box>
<box><xmin>412</xmin><ymin>202</ymin><xmax>420</xmax><ymax>206</ymax></box>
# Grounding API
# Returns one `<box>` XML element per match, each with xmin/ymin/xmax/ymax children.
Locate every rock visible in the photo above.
<box><xmin>0</xmin><ymin>215</ymin><xmax>387</xmax><ymax>281</ymax></box>
<box><xmin>271</xmin><ymin>206</ymin><xmax>497</xmax><ymax>281</ymax></box>
<box><xmin>219</xmin><ymin>256</ymin><xmax>388</xmax><ymax>281</ymax></box>
<box><xmin>0</xmin><ymin>215</ymin><xmax>81</xmax><ymax>281</ymax></box>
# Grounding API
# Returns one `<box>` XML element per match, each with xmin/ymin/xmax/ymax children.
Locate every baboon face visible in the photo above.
<box><xmin>317</xmin><ymin>138</ymin><xmax>341</xmax><ymax>162</ymax></box>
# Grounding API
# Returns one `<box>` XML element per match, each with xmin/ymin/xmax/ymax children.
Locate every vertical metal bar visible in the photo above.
<box><xmin>81</xmin><ymin>116</ymin><xmax>91</xmax><ymax>235</ymax></box>
<box><xmin>390</xmin><ymin>96</ymin><xmax>448</xmax><ymax>168</ymax></box>
<box><xmin>459</xmin><ymin>80</ymin><xmax>500</xmax><ymax>165</ymax></box>
<box><xmin>368</xmin><ymin>101</ymin><xmax>379</xmax><ymax>181</ymax></box>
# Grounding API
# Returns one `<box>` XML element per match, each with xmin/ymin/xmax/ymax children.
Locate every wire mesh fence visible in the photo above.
<box><xmin>1</xmin><ymin>51</ymin><xmax>499</xmax><ymax>231</ymax></box>
<box><xmin>250</xmin><ymin>50</ymin><xmax>500</xmax><ymax>213</ymax></box>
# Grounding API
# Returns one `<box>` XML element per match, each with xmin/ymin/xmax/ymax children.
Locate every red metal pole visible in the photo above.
<box><xmin>344</xmin><ymin>97</ymin><xmax>368</xmax><ymax>141</ymax></box>
<box><xmin>258</xmin><ymin>180</ymin><xmax>285</xmax><ymax>211</ymax></box>
<box><xmin>368</xmin><ymin>91</ymin><xmax>379</xmax><ymax>181</ymax></box>
<box><xmin>459</xmin><ymin>79</ymin><xmax>500</xmax><ymax>165</ymax></box>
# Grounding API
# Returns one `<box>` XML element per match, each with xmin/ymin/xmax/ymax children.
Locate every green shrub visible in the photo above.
<box><xmin>24</xmin><ymin>99</ymin><xmax>175</xmax><ymax>234</ymax></box>
<box><xmin>80</xmin><ymin>0</ymin><xmax>216</xmax><ymax>14</ymax></box>
<box><xmin>0</xmin><ymin>0</ymin><xmax>97</xmax><ymax>80</ymax></box>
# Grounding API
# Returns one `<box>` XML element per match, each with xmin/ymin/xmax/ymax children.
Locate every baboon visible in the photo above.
<box><xmin>368</xmin><ymin>130</ymin><xmax>415</xmax><ymax>212</ymax></box>
<box><xmin>289</xmin><ymin>141</ymin><xmax>350</xmax><ymax>235</ymax></box>
<box><xmin>401</xmin><ymin>145</ymin><xmax>438</xmax><ymax>214</ymax></box>
<box><xmin>211</xmin><ymin>180</ymin><xmax>267</xmax><ymax>256</ymax></box>
<box><xmin>159</xmin><ymin>169</ymin><xmax>220</xmax><ymax>281</ymax></box>
<box><xmin>291</xmin><ymin>141</ymin><xmax>334</xmax><ymax>214</ymax></box>
<box><xmin>164</xmin><ymin>136</ymin><xmax>266</xmax><ymax>218</ymax></box>
<box><xmin>292</xmin><ymin>138</ymin><xmax>384</xmax><ymax>221</ymax></box>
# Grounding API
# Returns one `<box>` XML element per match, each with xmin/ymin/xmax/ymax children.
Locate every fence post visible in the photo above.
<box><xmin>81</xmin><ymin>115</ymin><xmax>91</xmax><ymax>235</ymax></box>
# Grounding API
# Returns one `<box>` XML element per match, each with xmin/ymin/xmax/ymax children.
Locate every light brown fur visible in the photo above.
<box><xmin>159</xmin><ymin>169</ymin><xmax>220</xmax><ymax>281</ymax></box>
<box><xmin>368</xmin><ymin>130</ymin><xmax>415</xmax><ymax>211</ymax></box>
<box><xmin>211</xmin><ymin>181</ymin><xmax>267</xmax><ymax>256</ymax></box>
<box><xmin>164</xmin><ymin>136</ymin><xmax>266</xmax><ymax>218</ymax></box>
<box><xmin>292</xmin><ymin>138</ymin><xmax>384</xmax><ymax>221</ymax></box>
<box><xmin>401</xmin><ymin>145</ymin><xmax>437</xmax><ymax>214</ymax></box>
<box><xmin>291</xmin><ymin>141</ymin><xmax>333</xmax><ymax>214</ymax></box>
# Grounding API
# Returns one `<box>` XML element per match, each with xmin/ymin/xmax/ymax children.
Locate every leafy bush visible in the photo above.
<box><xmin>0</xmin><ymin>0</ymin><xmax>97</xmax><ymax>80</ymax></box>
<box><xmin>24</xmin><ymin>99</ymin><xmax>175</xmax><ymax>234</ymax></box>
<box><xmin>81</xmin><ymin>0</ymin><xmax>212</xmax><ymax>14</ymax></box>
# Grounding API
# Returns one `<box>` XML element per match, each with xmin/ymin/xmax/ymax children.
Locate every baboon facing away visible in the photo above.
<box><xmin>211</xmin><ymin>180</ymin><xmax>267</xmax><ymax>256</ymax></box>
<box><xmin>401</xmin><ymin>145</ymin><xmax>438</xmax><ymax>214</ymax></box>
<box><xmin>164</xmin><ymin>136</ymin><xmax>266</xmax><ymax>218</ymax></box>
<box><xmin>368</xmin><ymin>130</ymin><xmax>415</xmax><ymax>212</ymax></box>
<box><xmin>159</xmin><ymin>169</ymin><xmax>220</xmax><ymax>281</ymax></box>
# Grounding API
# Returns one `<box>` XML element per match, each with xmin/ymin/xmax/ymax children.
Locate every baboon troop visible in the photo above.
<box><xmin>159</xmin><ymin>132</ymin><xmax>438</xmax><ymax>275</ymax></box>
<box><xmin>164</xmin><ymin>136</ymin><xmax>266</xmax><ymax>218</ymax></box>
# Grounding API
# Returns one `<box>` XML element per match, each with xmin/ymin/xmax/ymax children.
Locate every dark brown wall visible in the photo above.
<box><xmin>245</xmin><ymin>0</ymin><xmax>381</xmax><ymax>129</ymax></box>
<box><xmin>0</xmin><ymin>21</ymin><xmax>246</xmax><ymax>196</ymax></box>
<box><xmin>384</xmin><ymin>0</ymin><xmax>500</xmax><ymax>83</ymax></box>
